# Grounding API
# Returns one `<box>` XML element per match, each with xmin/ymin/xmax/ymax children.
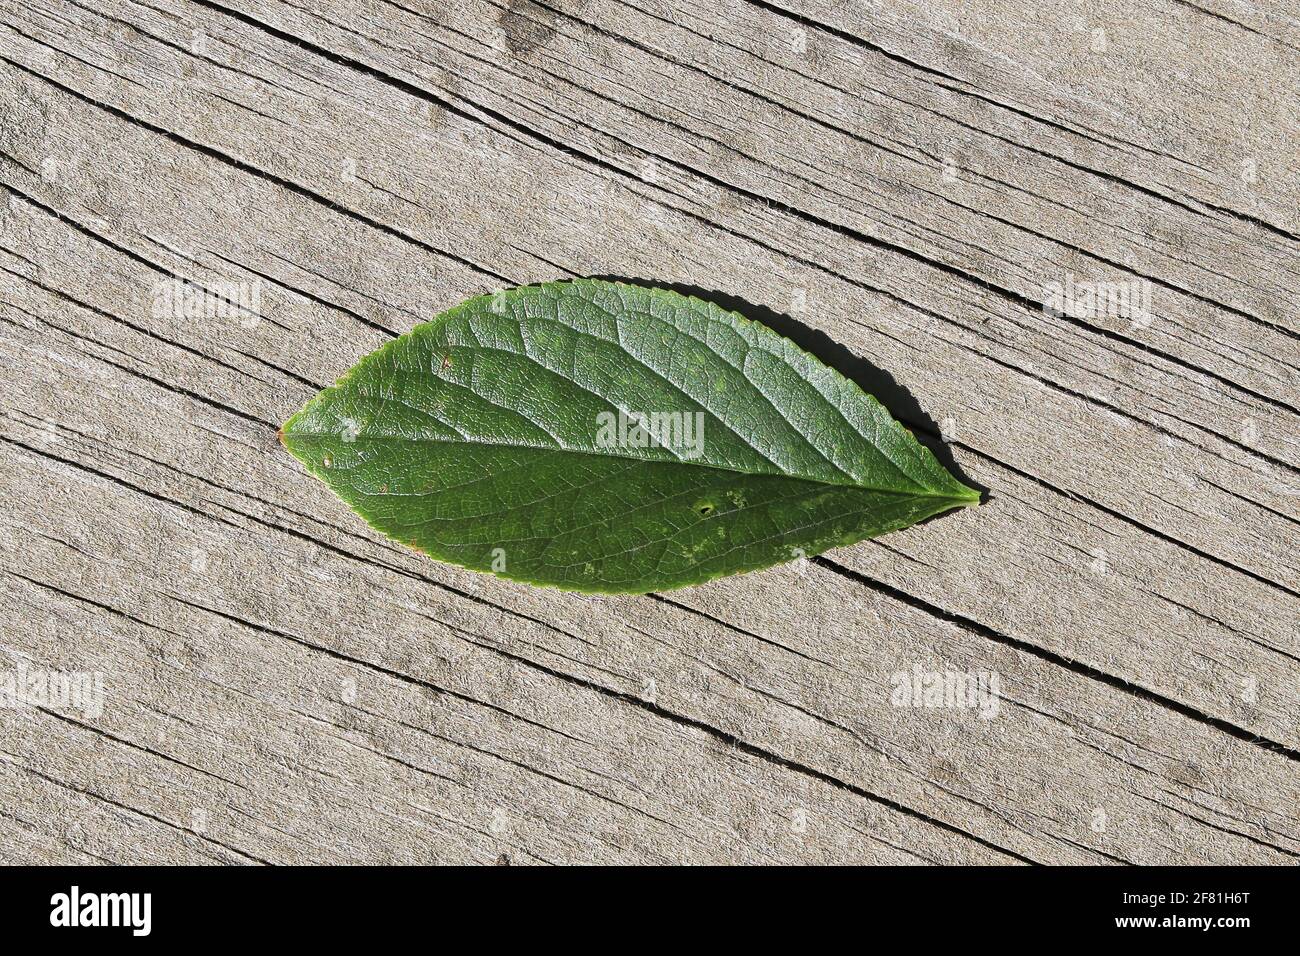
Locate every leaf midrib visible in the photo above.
<box><xmin>282</xmin><ymin>428</ymin><xmax>978</xmax><ymax>502</ymax></box>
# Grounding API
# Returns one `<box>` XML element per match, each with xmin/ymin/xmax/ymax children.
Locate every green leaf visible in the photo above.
<box><xmin>280</xmin><ymin>279</ymin><xmax>979</xmax><ymax>593</ymax></box>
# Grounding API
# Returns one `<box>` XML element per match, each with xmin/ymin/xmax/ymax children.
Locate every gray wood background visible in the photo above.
<box><xmin>1</xmin><ymin>0</ymin><xmax>1296</xmax><ymax>865</ymax></box>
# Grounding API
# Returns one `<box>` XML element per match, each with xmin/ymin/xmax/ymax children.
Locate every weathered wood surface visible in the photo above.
<box><xmin>0</xmin><ymin>0</ymin><xmax>1296</xmax><ymax>864</ymax></box>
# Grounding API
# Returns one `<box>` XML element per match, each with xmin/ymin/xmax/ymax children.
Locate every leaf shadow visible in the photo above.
<box><xmin>589</xmin><ymin>274</ymin><xmax>990</xmax><ymax>506</ymax></box>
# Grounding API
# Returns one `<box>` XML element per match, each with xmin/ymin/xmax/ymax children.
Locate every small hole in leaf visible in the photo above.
<box><xmin>695</xmin><ymin>500</ymin><xmax>715</xmax><ymax>516</ymax></box>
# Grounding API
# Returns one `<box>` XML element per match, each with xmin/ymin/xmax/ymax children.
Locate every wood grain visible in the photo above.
<box><xmin>0</xmin><ymin>0</ymin><xmax>1296</xmax><ymax>864</ymax></box>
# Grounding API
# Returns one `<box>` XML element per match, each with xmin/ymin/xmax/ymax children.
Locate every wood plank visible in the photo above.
<box><xmin>0</xmin><ymin>0</ymin><xmax>1296</xmax><ymax>864</ymax></box>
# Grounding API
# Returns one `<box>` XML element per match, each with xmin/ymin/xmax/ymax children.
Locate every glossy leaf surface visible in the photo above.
<box><xmin>280</xmin><ymin>280</ymin><xmax>979</xmax><ymax>593</ymax></box>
